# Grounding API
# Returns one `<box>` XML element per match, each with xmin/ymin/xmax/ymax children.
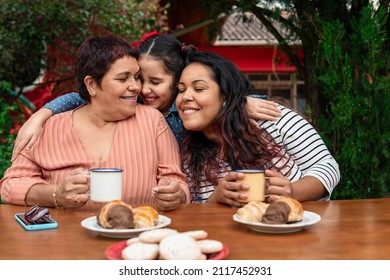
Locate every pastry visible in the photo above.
<box><xmin>138</xmin><ymin>228</ymin><xmax>178</xmax><ymax>243</ymax></box>
<box><xmin>159</xmin><ymin>233</ymin><xmax>203</xmax><ymax>260</ymax></box>
<box><xmin>182</xmin><ymin>230</ymin><xmax>208</xmax><ymax>240</ymax></box>
<box><xmin>196</xmin><ymin>239</ymin><xmax>224</xmax><ymax>254</ymax></box>
<box><xmin>126</xmin><ymin>237</ymin><xmax>140</xmax><ymax>246</ymax></box>
<box><xmin>120</xmin><ymin>228</ymin><xmax>224</xmax><ymax>260</ymax></box>
<box><xmin>236</xmin><ymin>201</ymin><xmax>269</xmax><ymax>222</ymax></box>
<box><xmin>96</xmin><ymin>200</ymin><xmax>134</xmax><ymax>229</ymax></box>
<box><xmin>261</xmin><ymin>197</ymin><xmax>304</xmax><ymax>224</ymax></box>
<box><xmin>133</xmin><ymin>205</ymin><xmax>159</xmax><ymax>229</ymax></box>
<box><xmin>121</xmin><ymin>242</ymin><xmax>159</xmax><ymax>260</ymax></box>
<box><xmin>96</xmin><ymin>200</ymin><xmax>159</xmax><ymax>229</ymax></box>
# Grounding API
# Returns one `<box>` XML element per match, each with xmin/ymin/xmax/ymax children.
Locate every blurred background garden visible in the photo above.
<box><xmin>1</xmin><ymin>0</ymin><xmax>389</xmax><ymax>200</ymax></box>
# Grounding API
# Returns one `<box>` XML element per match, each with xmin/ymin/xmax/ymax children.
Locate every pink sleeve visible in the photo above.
<box><xmin>0</xmin><ymin>154</ymin><xmax>48</xmax><ymax>205</ymax></box>
<box><xmin>155</xmin><ymin>115</ymin><xmax>190</xmax><ymax>203</ymax></box>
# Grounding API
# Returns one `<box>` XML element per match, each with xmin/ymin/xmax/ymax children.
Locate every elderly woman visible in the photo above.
<box><xmin>0</xmin><ymin>35</ymin><xmax>189</xmax><ymax>211</ymax></box>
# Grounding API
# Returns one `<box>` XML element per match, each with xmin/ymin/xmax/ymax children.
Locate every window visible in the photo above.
<box><xmin>245</xmin><ymin>72</ymin><xmax>306</xmax><ymax>113</ymax></box>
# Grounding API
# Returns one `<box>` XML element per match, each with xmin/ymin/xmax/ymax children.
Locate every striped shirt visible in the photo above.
<box><xmin>185</xmin><ymin>105</ymin><xmax>340</xmax><ymax>203</ymax></box>
<box><xmin>0</xmin><ymin>105</ymin><xmax>189</xmax><ymax>206</ymax></box>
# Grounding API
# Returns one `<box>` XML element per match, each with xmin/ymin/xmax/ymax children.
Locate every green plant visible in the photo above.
<box><xmin>318</xmin><ymin>5</ymin><xmax>390</xmax><ymax>199</ymax></box>
<box><xmin>0</xmin><ymin>0</ymin><xmax>169</xmax><ymax>93</ymax></box>
<box><xmin>0</xmin><ymin>82</ymin><xmax>25</xmax><ymax>178</ymax></box>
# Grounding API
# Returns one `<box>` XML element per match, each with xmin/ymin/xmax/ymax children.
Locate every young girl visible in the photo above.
<box><xmin>176</xmin><ymin>51</ymin><xmax>340</xmax><ymax>206</ymax></box>
<box><xmin>11</xmin><ymin>34</ymin><xmax>281</xmax><ymax>158</ymax></box>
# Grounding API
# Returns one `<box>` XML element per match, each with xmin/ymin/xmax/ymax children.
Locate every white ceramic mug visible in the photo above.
<box><xmin>235</xmin><ymin>169</ymin><xmax>265</xmax><ymax>202</ymax></box>
<box><xmin>86</xmin><ymin>168</ymin><xmax>123</xmax><ymax>202</ymax></box>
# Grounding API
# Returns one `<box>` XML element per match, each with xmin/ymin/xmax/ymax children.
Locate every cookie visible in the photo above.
<box><xmin>196</xmin><ymin>239</ymin><xmax>224</xmax><ymax>254</ymax></box>
<box><xmin>121</xmin><ymin>242</ymin><xmax>159</xmax><ymax>260</ymax></box>
<box><xmin>126</xmin><ymin>237</ymin><xmax>140</xmax><ymax>246</ymax></box>
<box><xmin>138</xmin><ymin>228</ymin><xmax>178</xmax><ymax>243</ymax></box>
<box><xmin>182</xmin><ymin>230</ymin><xmax>208</xmax><ymax>240</ymax></box>
<box><xmin>159</xmin><ymin>233</ymin><xmax>202</xmax><ymax>260</ymax></box>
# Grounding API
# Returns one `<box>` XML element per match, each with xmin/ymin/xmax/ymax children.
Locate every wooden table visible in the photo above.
<box><xmin>1</xmin><ymin>199</ymin><xmax>390</xmax><ymax>260</ymax></box>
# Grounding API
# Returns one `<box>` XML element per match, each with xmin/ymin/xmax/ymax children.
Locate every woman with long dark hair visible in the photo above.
<box><xmin>176</xmin><ymin>51</ymin><xmax>340</xmax><ymax>207</ymax></box>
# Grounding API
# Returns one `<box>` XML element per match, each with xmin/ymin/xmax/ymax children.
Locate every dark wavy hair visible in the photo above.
<box><xmin>138</xmin><ymin>34</ymin><xmax>196</xmax><ymax>98</ymax></box>
<box><xmin>180</xmin><ymin>51</ymin><xmax>290</xmax><ymax>189</ymax></box>
<box><xmin>75</xmin><ymin>35</ymin><xmax>138</xmax><ymax>102</ymax></box>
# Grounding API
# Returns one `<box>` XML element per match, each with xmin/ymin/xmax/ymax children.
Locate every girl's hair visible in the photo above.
<box><xmin>180</xmin><ymin>51</ymin><xmax>290</xmax><ymax>189</ymax></box>
<box><xmin>138</xmin><ymin>34</ymin><xmax>196</xmax><ymax>96</ymax></box>
<box><xmin>75</xmin><ymin>35</ymin><xmax>138</xmax><ymax>102</ymax></box>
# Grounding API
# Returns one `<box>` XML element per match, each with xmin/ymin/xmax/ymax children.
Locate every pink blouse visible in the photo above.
<box><xmin>0</xmin><ymin>105</ymin><xmax>189</xmax><ymax>205</ymax></box>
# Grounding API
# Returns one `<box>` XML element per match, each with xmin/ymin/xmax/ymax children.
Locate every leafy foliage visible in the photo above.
<box><xmin>0</xmin><ymin>0</ymin><xmax>169</xmax><ymax>92</ymax></box>
<box><xmin>0</xmin><ymin>82</ymin><xmax>24</xmax><ymax>179</ymax></box>
<box><xmin>317</xmin><ymin>5</ymin><xmax>390</xmax><ymax>198</ymax></box>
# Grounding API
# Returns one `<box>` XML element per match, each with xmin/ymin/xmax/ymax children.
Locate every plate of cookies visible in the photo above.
<box><xmin>105</xmin><ymin>228</ymin><xmax>229</xmax><ymax>260</ymax></box>
<box><xmin>233</xmin><ymin>197</ymin><xmax>321</xmax><ymax>234</ymax></box>
<box><xmin>81</xmin><ymin>200</ymin><xmax>171</xmax><ymax>238</ymax></box>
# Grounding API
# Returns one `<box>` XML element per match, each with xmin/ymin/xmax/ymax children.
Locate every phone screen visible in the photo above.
<box><xmin>15</xmin><ymin>213</ymin><xmax>58</xmax><ymax>230</ymax></box>
<box><xmin>16</xmin><ymin>213</ymin><xmax>56</xmax><ymax>225</ymax></box>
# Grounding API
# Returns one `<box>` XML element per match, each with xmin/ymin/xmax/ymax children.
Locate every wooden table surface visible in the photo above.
<box><xmin>1</xmin><ymin>198</ymin><xmax>389</xmax><ymax>260</ymax></box>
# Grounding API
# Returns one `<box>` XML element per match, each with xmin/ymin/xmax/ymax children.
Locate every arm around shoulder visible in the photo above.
<box><xmin>155</xmin><ymin>113</ymin><xmax>190</xmax><ymax>204</ymax></box>
<box><xmin>11</xmin><ymin>108</ymin><xmax>53</xmax><ymax>161</ymax></box>
<box><xmin>269</xmin><ymin>106</ymin><xmax>341</xmax><ymax>200</ymax></box>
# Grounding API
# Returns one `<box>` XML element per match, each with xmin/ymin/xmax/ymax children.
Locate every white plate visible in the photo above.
<box><xmin>233</xmin><ymin>211</ymin><xmax>321</xmax><ymax>234</ymax></box>
<box><xmin>81</xmin><ymin>215</ymin><xmax>171</xmax><ymax>238</ymax></box>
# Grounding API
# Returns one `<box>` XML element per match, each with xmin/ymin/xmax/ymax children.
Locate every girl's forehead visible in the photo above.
<box><xmin>139</xmin><ymin>56</ymin><xmax>166</xmax><ymax>70</ymax></box>
<box><xmin>139</xmin><ymin>55</ymin><xmax>163</xmax><ymax>64</ymax></box>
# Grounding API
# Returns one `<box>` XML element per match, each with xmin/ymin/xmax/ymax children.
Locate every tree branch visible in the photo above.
<box><xmin>248</xmin><ymin>5</ymin><xmax>306</xmax><ymax>79</ymax></box>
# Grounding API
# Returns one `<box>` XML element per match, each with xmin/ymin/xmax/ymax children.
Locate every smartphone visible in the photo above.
<box><xmin>15</xmin><ymin>213</ymin><xmax>58</xmax><ymax>231</ymax></box>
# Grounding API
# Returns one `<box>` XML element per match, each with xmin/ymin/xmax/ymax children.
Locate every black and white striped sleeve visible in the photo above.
<box><xmin>260</xmin><ymin>105</ymin><xmax>341</xmax><ymax>199</ymax></box>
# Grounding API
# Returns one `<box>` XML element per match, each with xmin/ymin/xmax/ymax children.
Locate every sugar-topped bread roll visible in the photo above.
<box><xmin>138</xmin><ymin>228</ymin><xmax>178</xmax><ymax>243</ymax></box>
<box><xmin>121</xmin><ymin>242</ymin><xmax>159</xmax><ymax>260</ymax></box>
<box><xmin>159</xmin><ymin>233</ymin><xmax>202</xmax><ymax>260</ymax></box>
<box><xmin>196</xmin><ymin>239</ymin><xmax>223</xmax><ymax>254</ymax></box>
<box><xmin>182</xmin><ymin>230</ymin><xmax>208</xmax><ymax>240</ymax></box>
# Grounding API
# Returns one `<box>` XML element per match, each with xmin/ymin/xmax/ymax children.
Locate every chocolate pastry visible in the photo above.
<box><xmin>97</xmin><ymin>200</ymin><xmax>134</xmax><ymax>229</ymax></box>
<box><xmin>261</xmin><ymin>197</ymin><xmax>304</xmax><ymax>224</ymax></box>
<box><xmin>261</xmin><ymin>201</ymin><xmax>290</xmax><ymax>224</ymax></box>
